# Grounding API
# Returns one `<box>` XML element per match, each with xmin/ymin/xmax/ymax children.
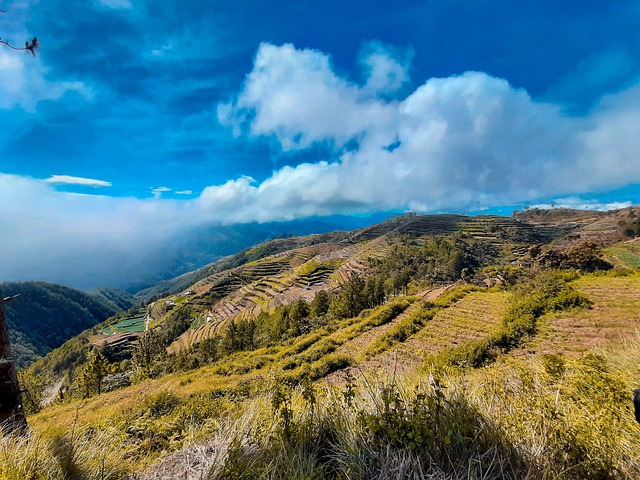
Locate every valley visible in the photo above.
<box><xmin>3</xmin><ymin>207</ymin><xmax>640</xmax><ymax>479</ymax></box>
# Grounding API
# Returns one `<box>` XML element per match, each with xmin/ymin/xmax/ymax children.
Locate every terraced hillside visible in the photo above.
<box><xmin>166</xmin><ymin>210</ymin><xmax>564</xmax><ymax>355</ymax></box>
<box><xmin>517</xmin><ymin>205</ymin><xmax>640</xmax><ymax>247</ymax></box>
<box><xmin>110</xmin><ymin>212</ymin><xmax>639</xmax><ymax>357</ymax></box>
<box><xmin>23</xmin><ymin>209</ymin><xmax>639</xmax><ymax>405</ymax></box>
<box><xmin>324</xmin><ymin>288</ymin><xmax>511</xmax><ymax>382</ymax></box>
<box><xmin>530</xmin><ymin>273</ymin><xmax>640</xmax><ymax>356</ymax></box>
<box><xmin>392</xmin><ymin>290</ymin><xmax>509</xmax><ymax>364</ymax></box>
<box><xmin>14</xmin><ymin>209</ymin><xmax>640</xmax><ymax>480</ymax></box>
<box><xmin>29</xmin><ymin>271</ymin><xmax>640</xmax><ymax>428</ymax></box>
<box><xmin>169</xmin><ymin>240</ymin><xmax>394</xmax><ymax>352</ymax></box>
<box><xmin>157</xmin><ymin>214</ymin><xmax>584</xmax><ymax>353</ymax></box>
<box><xmin>89</xmin><ymin>308</ymin><xmax>149</xmax><ymax>355</ymax></box>
<box><xmin>603</xmin><ymin>239</ymin><xmax>640</xmax><ymax>270</ymax></box>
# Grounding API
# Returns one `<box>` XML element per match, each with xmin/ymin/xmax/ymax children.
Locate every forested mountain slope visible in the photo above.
<box><xmin>1</xmin><ymin>281</ymin><xmax>134</xmax><ymax>367</ymax></box>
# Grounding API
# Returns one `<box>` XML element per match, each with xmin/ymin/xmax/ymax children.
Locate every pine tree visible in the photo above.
<box><xmin>310</xmin><ymin>290</ymin><xmax>331</xmax><ymax>317</ymax></box>
<box><xmin>80</xmin><ymin>349</ymin><xmax>109</xmax><ymax>397</ymax></box>
<box><xmin>132</xmin><ymin>330</ymin><xmax>164</xmax><ymax>377</ymax></box>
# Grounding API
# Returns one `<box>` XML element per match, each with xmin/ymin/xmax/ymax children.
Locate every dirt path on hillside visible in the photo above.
<box><xmin>42</xmin><ymin>378</ymin><xmax>64</xmax><ymax>407</ymax></box>
<box><xmin>418</xmin><ymin>284</ymin><xmax>453</xmax><ymax>301</ymax></box>
<box><xmin>132</xmin><ymin>438</ymin><xmax>228</xmax><ymax>480</ymax></box>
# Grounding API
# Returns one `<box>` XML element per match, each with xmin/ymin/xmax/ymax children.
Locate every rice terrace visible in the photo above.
<box><xmin>2</xmin><ymin>208</ymin><xmax>640</xmax><ymax>479</ymax></box>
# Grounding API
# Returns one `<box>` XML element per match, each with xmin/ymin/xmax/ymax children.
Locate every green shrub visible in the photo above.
<box><xmin>141</xmin><ymin>391</ymin><xmax>180</xmax><ymax>417</ymax></box>
<box><xmin>542</xmin><ymin>354</ymin><xmax>566</xmax><ymax>379</ymax></box>
<box><xmin>308</xmin><ymin>353</ymin><xmax>353</xmax><ymax>381</ymax></box>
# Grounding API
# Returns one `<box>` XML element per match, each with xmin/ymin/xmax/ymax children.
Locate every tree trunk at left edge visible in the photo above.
<box><xmin>0</xmin><ymin>289</ymin><xmax>28</xmax><ymax>435</ymax></box>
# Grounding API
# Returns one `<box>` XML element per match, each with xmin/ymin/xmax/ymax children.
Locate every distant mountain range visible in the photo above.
<box><xmin>120</xmin><ymin>213</ymin><xmax>398</xmax><ymax>293</ymax></box>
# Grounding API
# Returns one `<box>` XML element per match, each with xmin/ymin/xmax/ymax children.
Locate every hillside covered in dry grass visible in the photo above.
<box><xmin>4</xmin><ymin>207</ymin><xmax>640</xmax><ymax>479</ymax></box>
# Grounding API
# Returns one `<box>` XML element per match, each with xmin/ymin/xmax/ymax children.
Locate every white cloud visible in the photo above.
<box><xmin>176</xmin><ymin>190</ymin><xmax>193</xmax><ymax>195</ymax></box>
<box><xmin>151</xmin><ymin>186</ymin><xmax>172</xmax><ymax>199</ymax></box>
<box><xmin>44</xmin><ymin>175</ymin><xmax>112</xmax><ymax>187</ymax></box>
<box><xmin>530</xmin><ymin>197</ymin><xmax>633</xmax><ymax>211</ymax></box>
<box><xmin>197</xmin><ymin>164</ymin><xmax>345</xmax><ymax>223</ymax></box>
<box><xmin>217</xmin><ymin>43</ymin><xmax>640</xmax><ymax>216</ymax></box>
<box><xmin>359</xmin><ymin>41</ymin><xmax>413</xmax><ymax>96</ymax></box>
<box><xmin>218</xmin><ymin>43</ymin><xmax>397</xmax><ymax>151</ymax></box>
<box><xmin>0</xmin><ymin>12</ymin><xmax>93</xmax><ymax>112</ymax></box>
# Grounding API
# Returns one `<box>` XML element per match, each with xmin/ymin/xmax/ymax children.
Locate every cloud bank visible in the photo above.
<box><xmin>0</xmin><ymin>173</ymin><xmax>195</xmax><ymax>287</ymax></box>
<box><xmin>3</xmin><ymin>42</ymin><xmax>640</xmax><ymax>287</ymax></box>
<box><xmin>215</xmin><ymin>42</ymin><xmax>640</xmax><ymax>216</ymax></box>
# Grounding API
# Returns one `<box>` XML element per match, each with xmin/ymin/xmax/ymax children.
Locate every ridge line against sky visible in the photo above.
<box><xmin>1</xmin><ymin>0</ymin><xmax>639</xmax><ymax>287</ymax></box>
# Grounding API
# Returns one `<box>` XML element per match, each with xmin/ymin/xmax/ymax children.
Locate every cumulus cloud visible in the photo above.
<box><xmin>3</xmin><ymin>42</ymin><xmax>640</xmax><ymax>288</ymax></box>
<box><xmin>197</xmin><ymin>164</ymin><xmax>344</xmax><ymax>223</ymax></box>
<box><xmin>530</xmin><ymin>197</ymin><xmax>633</xmax><ymax>211</ymax></box>
<box><xmin>44</xmin><ymin>175</ymin><xmax>112</xmax><ymax>187</ymax></box>
<box><xmin>219</xmin><ymin>44</ymin><xmax>640</xmax><ymax>217</ymax></box>
<box><xmin>217</xmin><ymin>42</ymin><xmax>640</xmax><ymax>217</ymax></box>
<box><xmin>218</xmin><ymin>43</ymin><xmax>397</xmax><ymax>150</ymax></box>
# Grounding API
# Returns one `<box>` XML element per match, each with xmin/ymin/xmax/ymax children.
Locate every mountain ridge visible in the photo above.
<box><xmin>9</xmin><ymin>206</ymin><xmax>640</xmax><ymax>479</ymax></box>
<box><xmin>1</xmin><ymin>281</ymin><xmax>135</xmax><ymax>368</ymax></box>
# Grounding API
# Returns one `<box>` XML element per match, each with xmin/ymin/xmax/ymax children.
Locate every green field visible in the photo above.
<box><xmin>604</xmin><ymin>243</ymin><xmax>640</xmax><ymax>269</ymax></box>
<box><xmin>102</xmin><ymin>311</ymin><xmax>146</xmax><ymax>335</ymax></box>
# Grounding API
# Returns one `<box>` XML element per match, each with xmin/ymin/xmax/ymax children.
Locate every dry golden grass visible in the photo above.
<box><xmin>388</xmin><ymin>290</ymin><xmax>511</xmax><ymax>366</ymax></box>
<box><xmin>323</xmin><ymin>289</ymin><xmax>509</xmax><ymax>384</ymax></box>
<box><xmin>530</xmin><ymin>273</ymin><xmax>640</xmax><ymax>356</ymax></box>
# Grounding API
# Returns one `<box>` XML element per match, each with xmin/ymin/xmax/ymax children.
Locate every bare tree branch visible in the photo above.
<box><xmin>1</xmin><ymin>10</ymin><xmax>39</xmax><ymax>56</ymax></box>
<box><xmin>0</xmin><ymin>36</ymin><xmax>39</xmax><ymax>56</ymax></box>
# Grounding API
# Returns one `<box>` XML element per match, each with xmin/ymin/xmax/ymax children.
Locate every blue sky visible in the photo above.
<box><xmin>1</xmin><ymin>0</ymin><xmax>640</xmax><ymax>286</ymax></box>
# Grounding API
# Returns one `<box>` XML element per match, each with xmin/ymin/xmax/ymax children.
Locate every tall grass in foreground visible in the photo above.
<box><xmin>199</xmin><ymin>348</ymin><xmax>640</xmax><ymax>479</ymax></box>
<box><xmin>0</xmin><ymin>425</ymin><xmax>131</xmax><ymax>479</ymax></box>
<box><xmin>4</xmin><ymin>344</ymin><xmax>640</xmax><ymax>479</ymax></box>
